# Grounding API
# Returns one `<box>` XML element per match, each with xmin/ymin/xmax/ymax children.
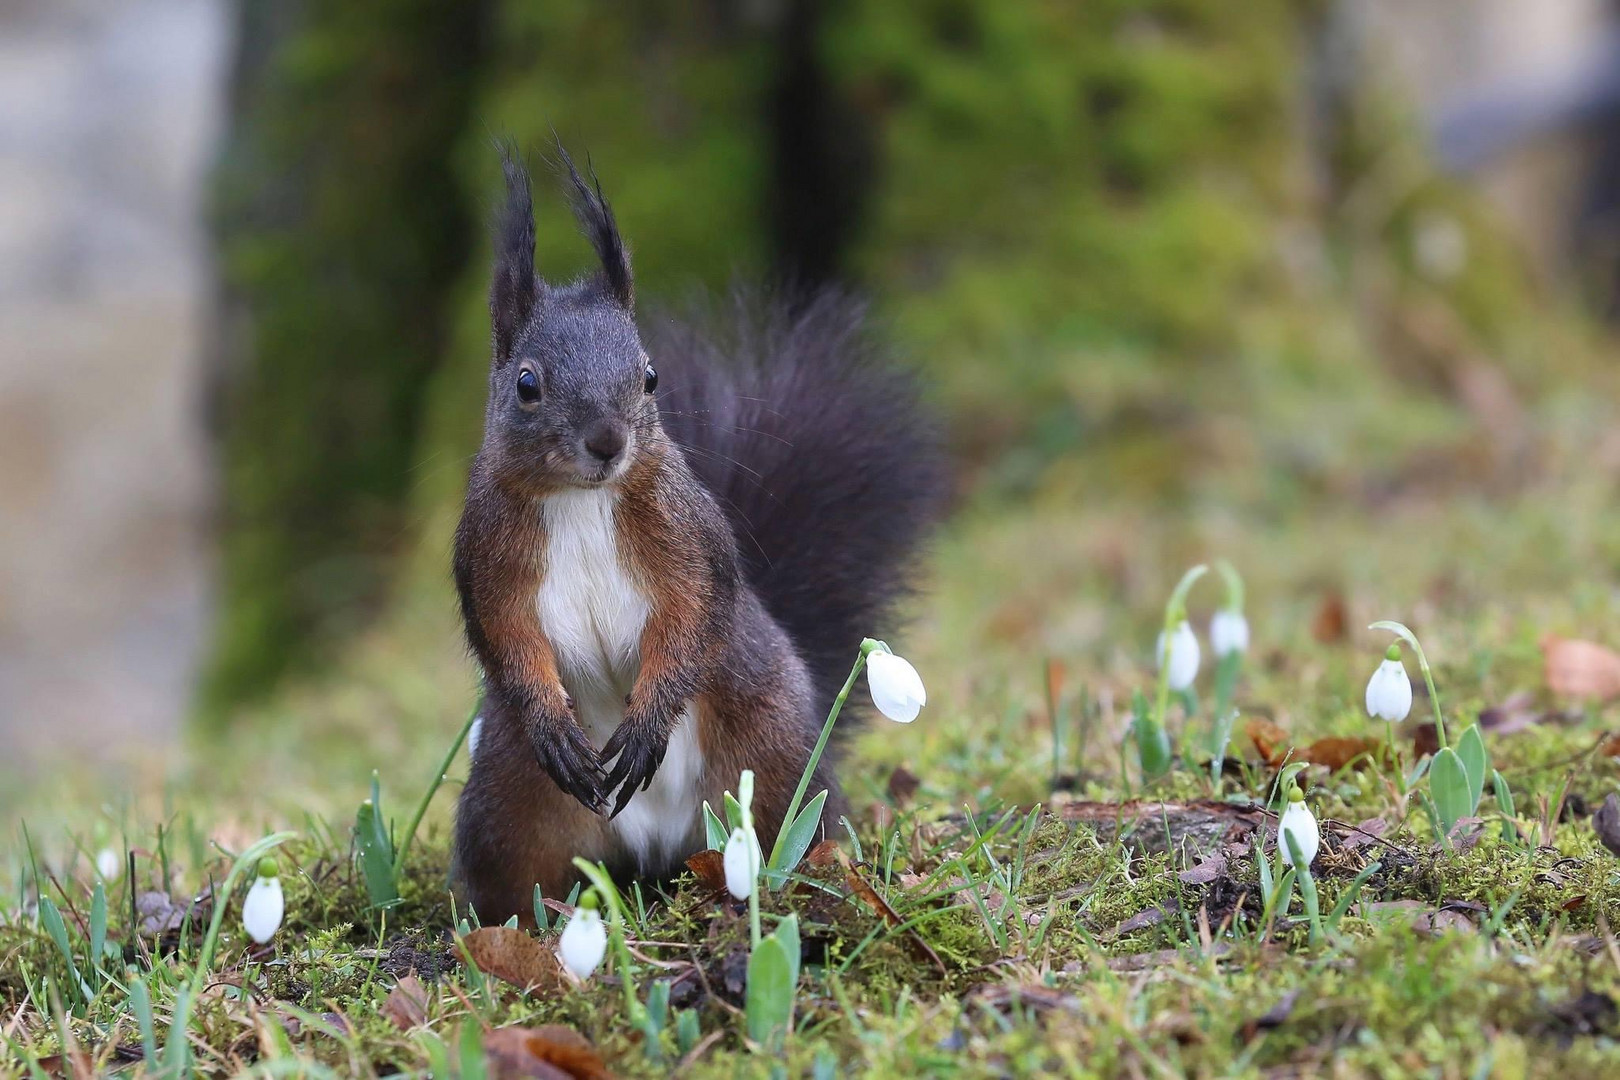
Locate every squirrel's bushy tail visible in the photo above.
<box><xmin>648</xmin><ymin>288</ymin><xmax>950</xmax><ymax>712</ymax></box>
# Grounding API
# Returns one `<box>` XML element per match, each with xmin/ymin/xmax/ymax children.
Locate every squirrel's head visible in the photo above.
<box><xmin>481</xmin><ymin>144</ymin><xmax>658</xmax><ymax>494</ymax></box>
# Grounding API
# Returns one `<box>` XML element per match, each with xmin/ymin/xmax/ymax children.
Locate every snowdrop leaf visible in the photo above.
<box><xmin>769</xmin><ymin>790</ymin><xmax>829</xmax><ymax>883</ymax></box>
<box><xmin>723</xmin><ymin>792</ymin><xmax>745</xmax><ymax>834</ymax></box>
<box><xmin>1491</xmin><ymin>770</ymin><xmax>1516</xmax><ymax>820</ymax></box>
<box><xmin>702</xmin><ymin>801</ymin><xmax>728</xmax><ymax>853</ymax></box>
<box><xmin>89</xmin><ymin>882</ymin><xmax>107</xmax><ymax>992</ymax></box>
<box><xmin>1131</xmin><ymin>689</ymin><xmax>1171</xmax><ymax>780</ymax></box>
<box><xmin>355</xmin><ymin>798</ymin><xmax>400</xmax><ymax>908</ymax></box>
<box><xmin>745</xmin><ymin>935</ymin><xmax>795</xmax><ymax>1050</ymax></box>
<box><xmin>1430</xmin><ymin>748</ymin><xmax>1473</xmax><ymax>837</ymax></box>
<box><xmin>1456</xmin><ymin>724</ymin><xmax>1488</xmax><ymax>814</ymax></box>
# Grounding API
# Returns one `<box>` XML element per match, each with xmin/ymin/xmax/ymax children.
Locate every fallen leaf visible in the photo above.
<box><xmin>969</xmin><ymin>984</ymin><xmax>1077</xmax><ymax>1015</ymax></box>
<box><xmin>1445</xmin><ymin>817</ymin><xmax>1487</xmax><ymax>853</ymax></box>
<box><xmin>684</xmin><ymin>850</ymin><xmax>727</xmax><ymax>894</ymax></box>
<box><xmin>887</xmin><ymin>766</ymin><xmax>920</xmax><ymax>808</ymax></box>
<box><xmin>1546</xmin><ymin>990</ymin><xmax>1619</xmax><ymax>1039</ymax></box>
<box><xmin>461</xmin><ymin>928</ymin><xmax>563</xmax><ymax>992</ymax></box>
<box><xmin>1338</xmin><ymin>817</ymin><xmax>1388</xmax><ymax>851</ymax></box>
<box><xmin>1241</xmin><ymin>989</ymin><xmax>1300</xmax><ymax>1041</ymax></box>
<box><xmin>806</xmin><ymin>839</ymin><xmax>840</xmax><ymax>868</ymax></box>
<box><xmin>1102</xmin><ymin>905</ymin><xmax>1168</xmax><ymax>941</ymax></box>
<box><xmin>1246</xmin><ymin>719</ymin><xmax>1290</xmax><ymax>765</ymax></box>
<box><xmin>1311</xmin><ymin>591</ymin><xmax>1348</xmax><ymax>644</ymax></box>
<box><xmin>1178</xmin><ymin>852</ymin><xmax>1227</xmax><ymax>885</ymax></box>
<box><xmin>1592</xmin><ymin>794</ymin><xmax>1620</xmax><ymax>858</ymax></box>
<box><xmin>381</xmin><ymin>974</ymin><xmax>429</xmax><ymax>1031</ymax></box>
<box><xmin>1299</xmin><ymin>736</ymin><xmax>1385</xmax><ymax>772</ymax></box>
<box><xmin>835</xmin><ymin>848</ymin><xmax>944</xmax><ymax>971</ymax></box>
<box><xmin>1479</xmin><ymin>690</ymin><xmax>1542</xmax><ymax>735</ymax></box>
<box><xmin>1412</xmin><ymin>723</ymin><xmax>1440</xmax><ymax>760</ymax></box>
<box><xmin>1542</xmin><ymin>636</ymin><xmax>1620</xmax><ymax>701</ymax></box>
<box><xmin>482</xmin><ymin>1024</ymin><xmax>613</xmax><ymax>1080</ymax></box>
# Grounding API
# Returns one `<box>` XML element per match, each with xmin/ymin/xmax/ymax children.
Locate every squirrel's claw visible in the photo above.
<box><xmin>533</xmin><ymin>720</ymin><xmax>607</xmax><ymax>814</ymax></box>
<box><xmin>601</xmin><ymin>721</ymin><xmax>667</xmax><ymax>818</ymax></box>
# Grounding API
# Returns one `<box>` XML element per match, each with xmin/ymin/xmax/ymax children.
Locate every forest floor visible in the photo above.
<box><xmin>6</xmin><ymin>340</ymin><xmax>1620</xmax><ymax>1078</ymax></box>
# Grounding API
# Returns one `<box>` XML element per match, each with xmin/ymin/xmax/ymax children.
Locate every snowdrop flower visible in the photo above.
<box><xmin>1209</xmin><ymin>609</ymin><xmax>1249</xmax><ymax>658</ymax></box>
<box><xmin>723</xmin><ymin>826</ymin><xmax>758</xmax><ymax>901</ymax></box>
<box><xmin>95</xmin><ymin>848</ymin><xmax>121</xmax><ymax>881</ymax></box>
<box><xmin>1278</xmin><ymin>788</ymin><xmax>1319</xmax><ymax>868</ymax></box>
<box><xmin>1156</xmin><ymin>620</ymin><xmax>1201</xmax><ymax>691</ymax></box>
<box><xmin>466</xmin><ymin>714</ymin><xmax>484</xmax><ymax>759</ymax></box>
<box><xmin>1365</xmin><ymin>644</ymin><xmax>1413</xmax><ymax>722</ymax></box>
<box><xmin>242</xmin><ymin>857</ymin><xmax>284</xmax><ymax>945</ymax></box>
<box><xmin>867</xmin><ymin>646</ymin><xmax>926</xmax><ymax>723</ymax></box>
<box><xmin>558</xmin><ymin>890</ymin><xmax>607</xmax><ymax>981</ymax></box>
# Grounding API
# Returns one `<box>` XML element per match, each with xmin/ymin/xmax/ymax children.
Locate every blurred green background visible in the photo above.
<box><xmin>199</xmin><ymin>0</ymin><xmax>1615</xmax><ymax>726</ymax></box>
<box><xmin>7</xmin><ymin>0</ymin><xmax>1618</xmax><ymax>774</ymax></box>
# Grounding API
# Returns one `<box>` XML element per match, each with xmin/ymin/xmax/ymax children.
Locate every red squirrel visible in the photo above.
<box><xmin>450</xmin><ymin>147</ymin><xmax>946</xmax><ymax>922</ymax></box>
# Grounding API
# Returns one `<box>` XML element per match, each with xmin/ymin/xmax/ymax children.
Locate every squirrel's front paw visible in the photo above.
<box><xmin>601</xmin><ymin>719</ymin><xmax>669</xmax><ymax>818</ymax></box>
<box><xmin>531</xmin><ymin>717</ymin><xmax>606</xmax><ymax>814</ymax></box>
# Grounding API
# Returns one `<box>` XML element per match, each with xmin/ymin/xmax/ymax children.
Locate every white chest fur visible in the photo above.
<box><xmin>536</xmin><ymin>488</ymin><xmax>705</xmax><ymax>872</ymax></box>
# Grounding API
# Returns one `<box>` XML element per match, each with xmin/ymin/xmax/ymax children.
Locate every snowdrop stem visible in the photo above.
<box><xmin>571</xmin><ymin>859</ymin><xmax>643</xmax><ymax>1021</ymax></box>
<box><xmin>1368</xmin><ymin>621</ymin><xmax>1447</xmax><ymax>749</ymax></box>
<box><xmin>191</xmin><ymin>832</ymin><xmax>295</xmax><ymax>997</ymax></box>
<box><xmin>769</xmin><ymin>644</ymin><xmax>873</xmax><ymax>870</ymax></box>
<box><xmin>1215</xmin><ymin>558</ymin><xmax>1244</xmax><ymax>613</ymax></box>
<box><xmin>1386</xmin><ymin>720</ymin><xmax>1405</xmax><ymax>796</ymax></box>
<box><xmin>394</xmin><ymin>708</ymin><xmax>480</xmax><ymax>881</ymax></box>
<box><xmin>748</xmin><ymin>867</ymin><xmax>762</xmax><ymax>950</ymax></box>
<box><xmin>1154</xmin><ymin>565</ymin><xmax>1208</xmax><ymax>735</ymax></box>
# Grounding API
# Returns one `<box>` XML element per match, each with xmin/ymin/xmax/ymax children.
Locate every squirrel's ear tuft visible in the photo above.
<box><xmin>491</xmin><ymin>143</ymin><xmax>539</xmax><ymax>364</ymax></box>
<box><xmin>555</xmin><ymin>140</ymin><xmax>633</xmax><ymax>312</ymax></box>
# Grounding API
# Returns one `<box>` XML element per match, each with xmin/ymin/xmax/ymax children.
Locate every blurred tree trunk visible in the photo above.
<box><xmin>204</xmin><ymin>0</ymin><xmax>490</xmax><ymax>721</ymax></box>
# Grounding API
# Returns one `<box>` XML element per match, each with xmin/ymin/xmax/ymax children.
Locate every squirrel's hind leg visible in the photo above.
<box><xmin>451</xmin><ymin>696</ymin><xmax>615</xmax><ymax>926</ymax></box>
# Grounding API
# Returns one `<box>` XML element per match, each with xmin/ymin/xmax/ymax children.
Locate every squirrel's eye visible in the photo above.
<box><xmin>643</xmin><ymin>364</ymin><xmax>658</xmax><ymax>394</ymax></box>
<box><xmin>516</xmin><ymin>368</ymin><xmax>540</xmax><ymax>404</ymax></box>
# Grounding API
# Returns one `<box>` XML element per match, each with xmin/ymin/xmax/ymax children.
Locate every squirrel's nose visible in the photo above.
<box><xmin>581</xmin><ymin>419</ymin><xmax>628</xmax><ymax>466</ymax></box>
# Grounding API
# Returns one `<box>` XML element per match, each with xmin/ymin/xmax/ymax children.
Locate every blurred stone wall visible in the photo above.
<box><xmin>0</xmin><ymin>0</ymin><xmax>229</xmax><ymax>756</ymax></box>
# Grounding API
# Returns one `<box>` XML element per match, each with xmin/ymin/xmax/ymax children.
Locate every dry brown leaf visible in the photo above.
<box><xmin>835</xmin><ymin>848</ymin><xmax>944</xmax><ymax>971</ymax></box>
<box><xmin>1593</xmin><ymin>794</ymin><xmax>1620</xmax><ymax>858</ymax></box>
<box><xmin>461</xmin><ymin>927</ymin><xmax>562</xmax><ymax>992</ymax></box>
<box><xmin>887</xmin><ymin>765</ymin><xmax>921</xmax><ymax>807</ymax></box>
<box><xmin>684</xmin><ymin>849</ymin><xmax>727</xmax><ymax>894</ymax></box>
<box><xmin>482</xmin><ymin>1024</ymin><xmax>613</xmax><ymax>1080</ymax></box>
<box><xmin>1177</xmin><ymin>852</ymin><xmax>1227</xmax><ymax>885</ymax></box>
<box><xmin>381</xmin><ymin>974</ymin><xmax>429</xmax><ymax>1031</ymax></box>
<box><xmin>1241</xmin><ymin>989</ymin><xmax>1300</xmax><ymax>1041</ymax></box>
<box><xmin>1246</xmin><ymin>719</ymin><xmax>1290</xmax><ymax>765</ymax></box>
<box><xmin>806</xmin><ymin>839</ymin><xmax>840</xmax><ymax>868</ymax></box>
<box><xmin>1102</xmin><ymin>904</ymin><xmax>1168</xmax><ymax>941</ymax></box>
<box><xmin>1311</xmin><ymin>591</ymin><xmax>1348</xmax><ymax>644</ymax></box>
<box><xmin>1338</xmin><ymin>817</ymin><xmax>1388</xmax><ymax>851</ymax></box>
<box><xmin>1300</xmin><ymin>736</ymin><xmax>1385</xmax><ymax>772</ymax></box>
<box><xmin>1542</xmin><ymin>636</ymin><xmax>1620</xmax><ymax>701</ymax></box>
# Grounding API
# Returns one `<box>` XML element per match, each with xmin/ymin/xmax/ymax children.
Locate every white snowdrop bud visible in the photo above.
<box><xmin>1156</xmin><ymin>620</ymin><xmax>1201</xmax><ymax>691</ymax></box>
<box><xmin>1365</xmin><ymin>646</ymin><xmax>1413</xmax><ymax>722</ymax></box>
<box><xmin>1278</xmin><ymin>789</ymin><xmax>1320</xmax><ymax>868</ymax></box>
<box><xmin>95</xmin><ymin>848</ymin><xmax>121</xmax><ymax>881</ymax></box>
<box><xmin>242</xmin><ymin>858</ymin><xmax>284</xmax><ymax>945</ymax></box>
<box><xmin>723</xmin><ymin>826</ymin><xmax>758</xmax><ymax>901</ymax></box>
<box><xmin>1209</xmin><ymin>609</ymin><xmax>1249</xmax><ymax>658</ymax></box>
<box><xmin>867</xmin><ymin>648</ymin><xmax>926</xmax><ymax>724</ymax></box>
<box><xmin>558</xmin><ymin>892</ymin><xmax>607</xmax><ymax>981</ymax></box>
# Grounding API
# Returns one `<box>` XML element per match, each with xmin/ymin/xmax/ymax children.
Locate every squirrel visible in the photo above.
<box><xmin>450</xmin><ymin>146</ymin><xmax>947</xmax><ymax>923</ymax></box>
